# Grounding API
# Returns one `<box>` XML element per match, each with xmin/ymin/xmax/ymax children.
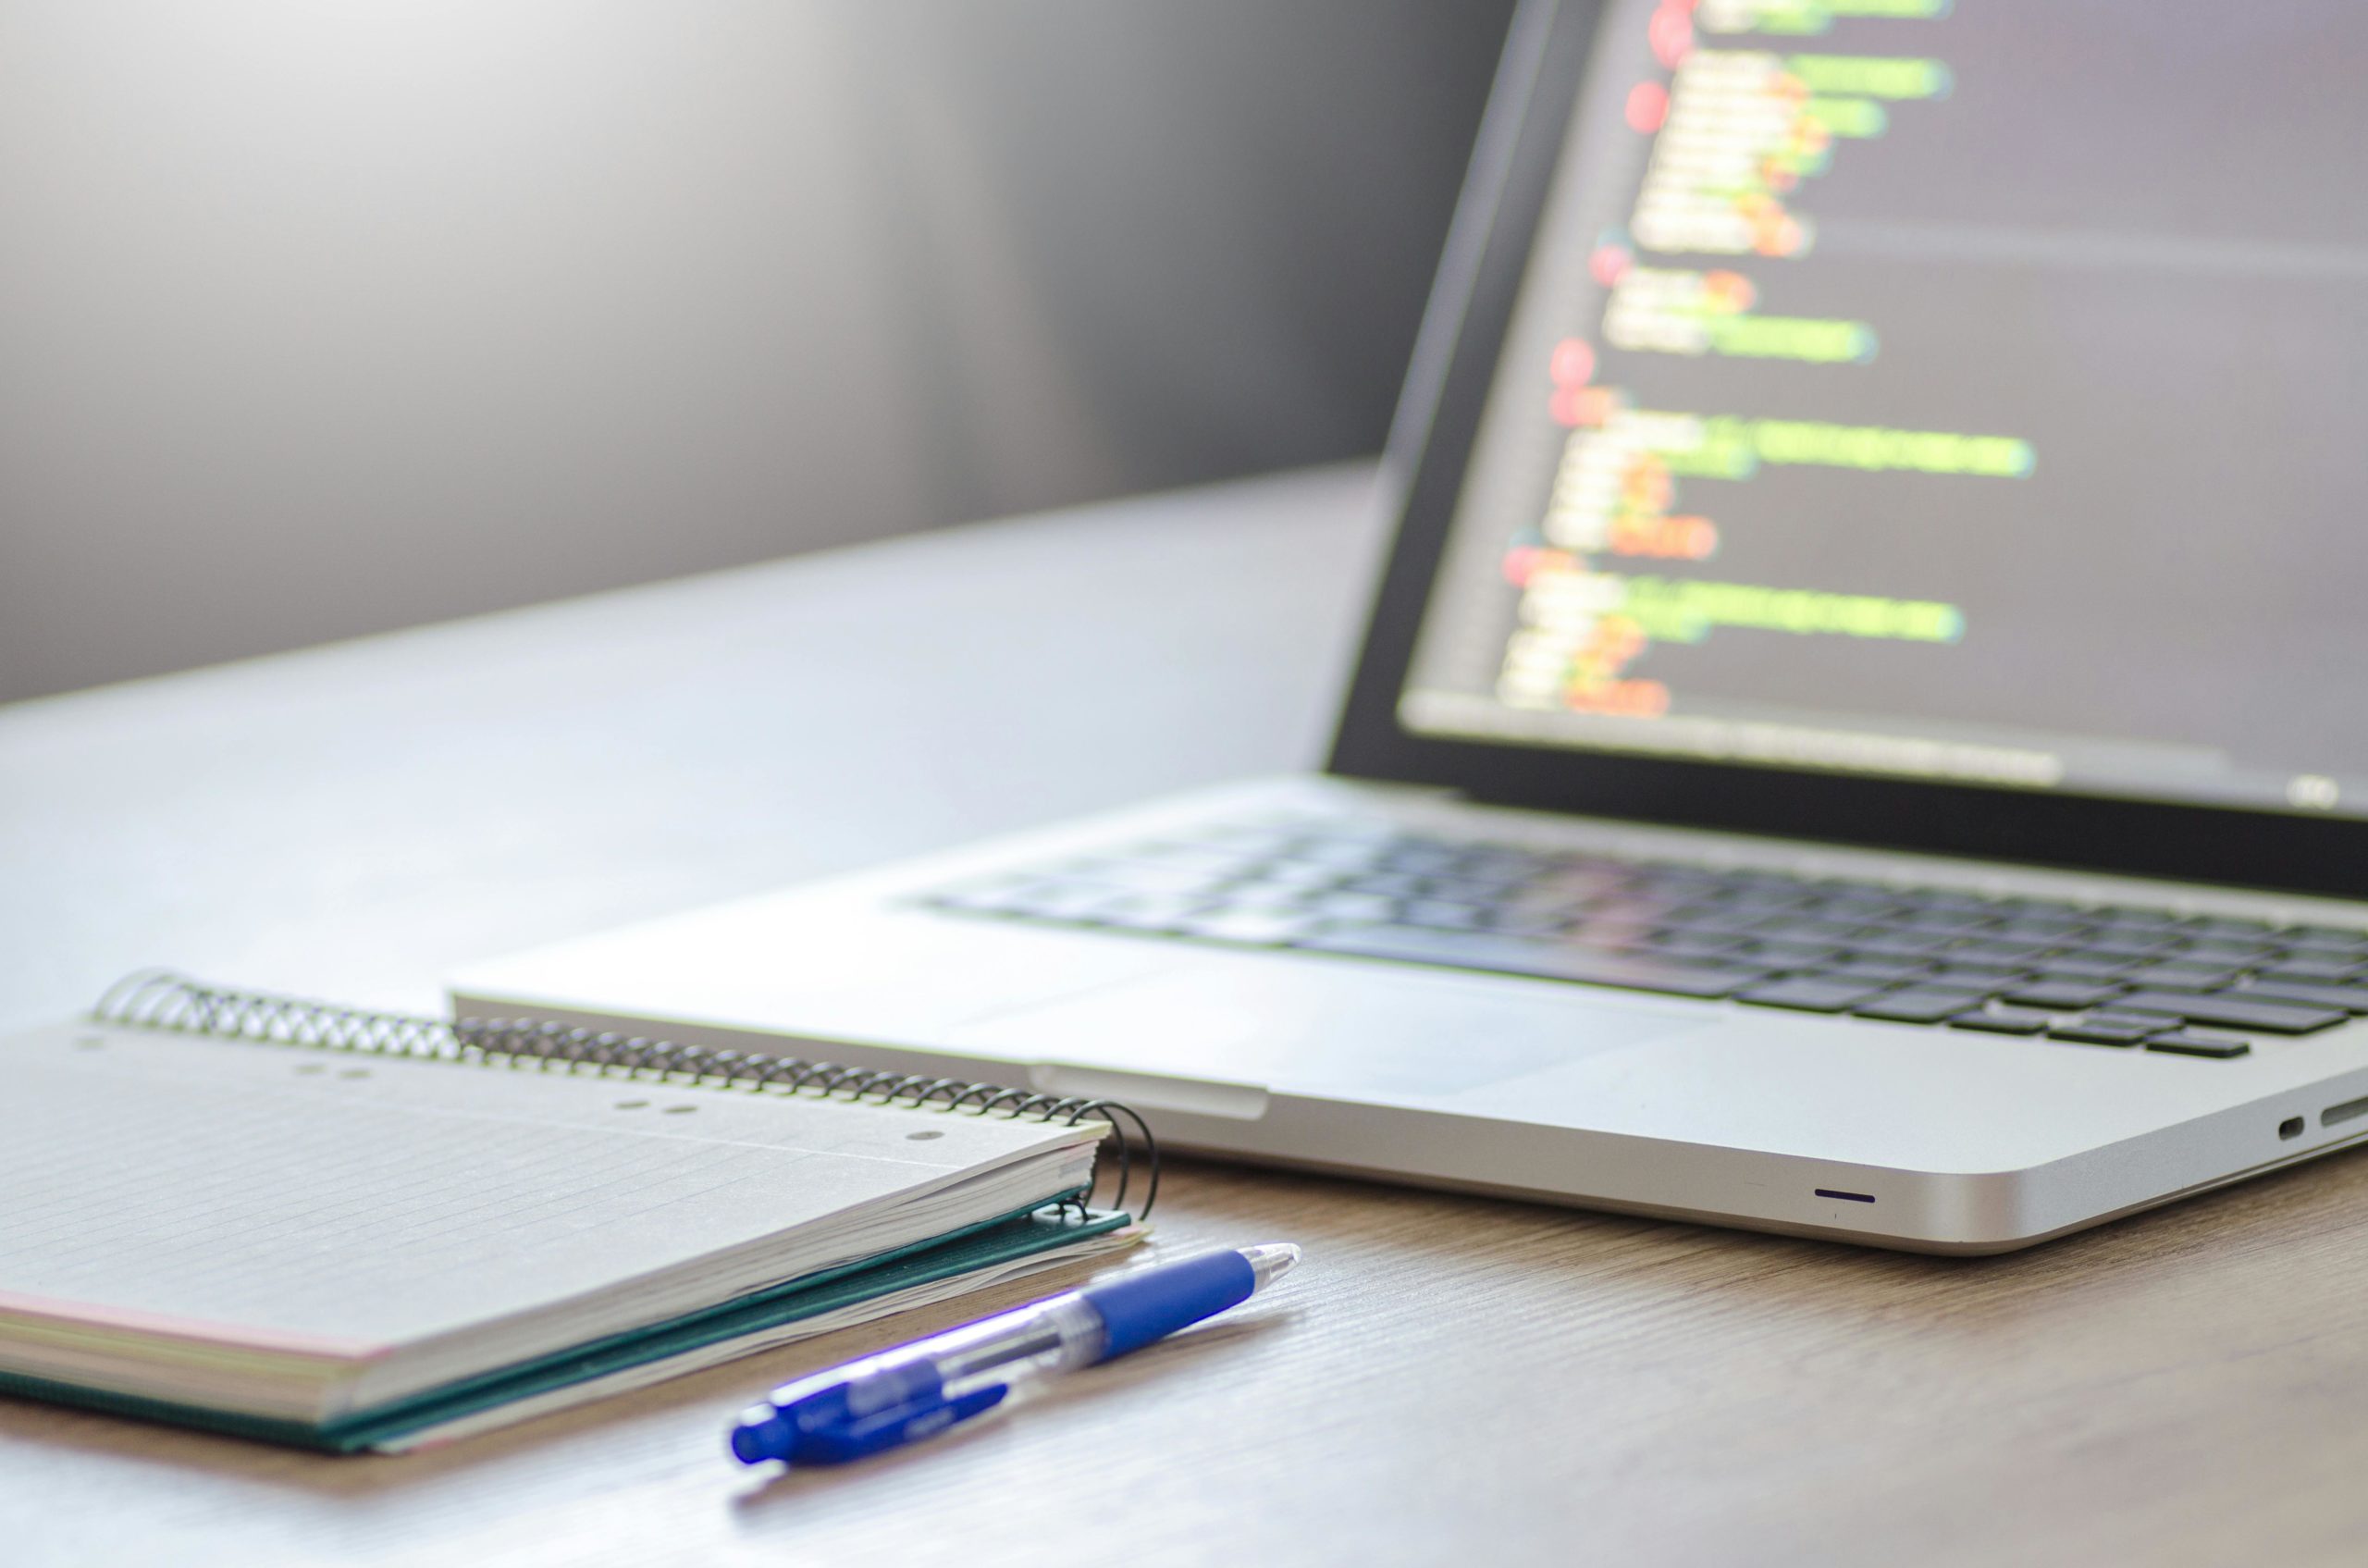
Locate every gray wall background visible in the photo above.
<box><xmin>0</xmin><ymin>1</ymin><xmax>1512</xmax><ymax>702</ymax></box>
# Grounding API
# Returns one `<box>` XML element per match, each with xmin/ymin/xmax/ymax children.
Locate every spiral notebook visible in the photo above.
<box><xmin>0</xmin><ymin>973</ymin><xmax>1154</xmax><ymax>1453</ymax></box>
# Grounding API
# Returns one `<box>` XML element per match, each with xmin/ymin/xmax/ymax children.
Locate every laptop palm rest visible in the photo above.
<box><xmin>946</xmin><ymin>961</ymin><xmax>1708</xmax><ymax>1110</ymax></box>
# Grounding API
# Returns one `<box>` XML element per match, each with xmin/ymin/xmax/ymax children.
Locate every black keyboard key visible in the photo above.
<box><xmin>2072</xmin><ymin>932</ymin><xmax>2189</xmax><ymax>959</ymax></box>
<box><xmin>1909</xmin><ymin>890</ymin><xmax>2008</xmax><ymax>913</ymax></box>
<box><xmin>1294</xmin><ymin>925</ymin><xmax>1770</xmax><ymax>997</ymax></box>
<box><xmin>1780</xmin><ymin>918</ymin><xmax>1885</xmax><ymax>944</ymax></box>
<box><xmin>1805</xmin><ymin>878</ymin><xmax>1890</xmax><ymax>902</ymax></box>
<box><xmin>1745</xmin><ymin>939</ymin><xmax>1850</xmax><ymax>967</ymax></box>
<box><xmin>1717</xmin><ymin>892</ymin><xmax>1823</xmax><ymax>917</ymax></box>
<box><xmin>2004</xmin><ymin>981</ymin><xmax>2128</xmax><ymax>1010</ymax></box>
<box><xmin>2047</xmin><ymin>1017</ymin><xmax>2155</xmax><ymax>1046</ymax></box>
<box><xmin>1814</xmin><ymin>899</ymin><xmax>1909</xmax><ymax>924</ymax></box>
<box><xmin>2090</xmin><ymin>907</ymin><xmax>2187</xmax><ymax>932</ymax></box>
<box><xmin>1636</xmin><ymin>864</ymin><xmax>1727</xmax><ymax>890</ymax></box>
<box><xmin>2179</xmin><ymin>939</ymin><xmax>2284</xmax><ymax>965</ymax></box>
<box><xmin>2279</xmin><ymin>929</ymin><xmax>2368</xmax><ymax>957</ymax></box>
<box><xmin>2109</xmin><ymin>990</ymin><xmax>2347</xmax><ymax>1034</ymax></box>
<box><xmin>1842</xmin><ymin>931</ymin><xmax>1959</xmax><ymax>959</ymax></box>
<box><xmin>1734</xmin><ymin>977</ymin><xmax>1889</xmax><ymax>1013</ymax></box>
<box><xmin>2030</xmin><ymin>954</ymin><xmax>2140</xmax><ymax>980</ymax></box>
<box><xmin>1896</xmin><ymin>916</ymin><xmax>2008</xmax><ymax>941</ymax></box>
<box><xmin>2120</xmin><ymin>961</ymin><xmax>2247</xmax><ymax>990</ymax></box>
<box><xmin>2082</xmin><ymin>1010</ymin><xmax>2192</xmax><ymax>1031</ymax></box>
<box><xmin>1925</xmin><ymin>959</ymin><xmax>2033</xmax><ymax>984</ymax></box>
<box><xmin>1951</xmin><ymin>938</ymin><xmax>2066</xmax><ymax>964</ymax></box>
<box><xmin>1577</xmin><ymin>899</ymin><xmax>1691</xmax><ymax>932</ymax></box>
<box><xmin>1948</xmin><ymin>1006</ymin><xmax>2057</xmax><ymax>1036</ymax></box>
<box><xmin>2285</xmin><ymin>923</ymin><xmax>2368</xmax><ymax>945</ymax></box>
<box><xmin>2257</xmin><ymin>956</ymin><xmax>2364</xmax><ymax>982</ymax></box>
<box><xmin>1814</xmin><ymin>957</ymin><xmax>1936</xmax><ymax>982</ymax></box>
<box><xmin>1854</xmin><ymin>987</ymin><xmax>1990</xmax><ymax>1023</ymax></box>
<box><xmin>2180</xmin><ymin>916</ymin><xmax>2278</xmax><ymax>939</ymax></box>
<box><xmin>1983</xmin><ymin>917</ymin><xmax>2091</xmax><ymax>942</ymax></box>
<box><xmin>1646</xmin><ymin>928</ymin><xmax>1756</xmax><ymax>958</ymax></box>
<box><xmin>2236</xmin><ymin>980</ymin><xmax>2368</xmax><ymax>1014</ymax></box>
<box><xmin>2145</xmin><ymin>1029</ymin><xmax>2252</xmax><ymax>1059</ymax></box>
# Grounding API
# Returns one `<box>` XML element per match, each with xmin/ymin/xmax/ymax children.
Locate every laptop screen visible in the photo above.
<box><xmin>1397</xmin><ymin>0</ymin><xmax>2368</xmax><ymax>825</ymax></box>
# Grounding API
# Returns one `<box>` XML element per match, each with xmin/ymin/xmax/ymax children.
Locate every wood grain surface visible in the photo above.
<box><xmin>8</xmin><ymin>464</ymin><xmax>2368</xmax><ymax>1567</ymax></box>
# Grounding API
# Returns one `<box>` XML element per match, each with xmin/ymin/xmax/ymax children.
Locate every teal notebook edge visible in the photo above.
<box><xmin>0</xmin><ymin>1199</ymin><xmax>1128</xmax><ymax>1454</ymax></box>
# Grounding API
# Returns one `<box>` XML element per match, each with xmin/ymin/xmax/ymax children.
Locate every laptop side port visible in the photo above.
<box><xmin>2322</xmin><ymin>1095</ymin><xmax>2368</xmax><ymax>1129</ymax></box>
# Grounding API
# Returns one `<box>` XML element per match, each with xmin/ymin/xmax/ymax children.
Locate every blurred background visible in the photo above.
<box><xmin>0</xmin><ymin>0</ymin><xmax>1516</xmax><ymax>703</ymax></box>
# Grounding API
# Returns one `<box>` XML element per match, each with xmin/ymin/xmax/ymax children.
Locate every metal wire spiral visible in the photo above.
<box><xmin>93</xmin><ymin>969</ymin><xmax>1157</xmax><ymax>1218</ymax></box>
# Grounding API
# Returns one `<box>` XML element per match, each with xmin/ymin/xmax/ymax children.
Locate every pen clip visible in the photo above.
<box><xmin>795</xmin><ymin>1382</ymin><xmax>1009</xmax><ymax>1465</ymax></box>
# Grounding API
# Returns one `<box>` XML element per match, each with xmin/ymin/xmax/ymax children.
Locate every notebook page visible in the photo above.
<box><xmin>0</xmin><ymin>1022</ymin><xmax>1090</xmax><ymax>1352</ymax></box>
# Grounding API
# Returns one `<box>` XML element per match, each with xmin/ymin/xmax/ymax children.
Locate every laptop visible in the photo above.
<box><xmin>453</xmin><ymin>0</ymin><xmax>2368</xmax><ymax>1253</ymax></box>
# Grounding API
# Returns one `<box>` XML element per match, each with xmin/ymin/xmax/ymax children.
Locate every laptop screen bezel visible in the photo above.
<box><xmin>1326</xmin><ymin>0</ymin><xmax>2368</xmax><ymax>901</ymax></box>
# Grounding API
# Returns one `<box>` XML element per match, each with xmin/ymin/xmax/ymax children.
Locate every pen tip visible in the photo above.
<box><xmin>1240</xmin><ymin>1241</ymin><xmax>1301</xmax><ymax>1289</ymax></box>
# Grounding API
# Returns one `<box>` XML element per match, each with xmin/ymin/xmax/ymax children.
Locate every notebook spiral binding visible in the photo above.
<box><xmin>94</xmin><ymin>969</ymin><xmax>1157</xmax><ymax>1219</ymax></box>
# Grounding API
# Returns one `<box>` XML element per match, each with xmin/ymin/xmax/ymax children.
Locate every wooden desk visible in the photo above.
<box><xmin>7</xmin><ymin>463</ymin><xmax>2368</xmax><ymax>1567</ymax></box>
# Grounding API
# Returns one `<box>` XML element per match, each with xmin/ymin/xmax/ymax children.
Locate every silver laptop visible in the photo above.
<box><xmin>453</xmin><ymin>0</ymin><xmax>2368</xmax><ymax>1252</ymax></box>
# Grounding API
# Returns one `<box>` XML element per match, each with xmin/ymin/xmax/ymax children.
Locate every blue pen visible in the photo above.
<box><xmin>728</xmin><ymin>1242</ymin><xmax>1300</xmax><ymax>1467</ymax></box>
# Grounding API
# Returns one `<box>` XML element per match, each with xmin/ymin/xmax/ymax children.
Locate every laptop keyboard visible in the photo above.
<box><xmin>918</xmin><ymin>819</ymin><xmax>2368</xmax><ymax>1060</ymax></box>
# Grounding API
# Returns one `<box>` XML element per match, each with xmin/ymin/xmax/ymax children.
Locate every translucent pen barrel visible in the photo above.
<box><xmin>732</xmin><ymin>1292</ymin><xmax>1106</xmax><ymax>1459</ymax></box>
<box><xmin>909</xmin><ymin>1293</ymin><xmax>1108</xmax><ymax>1399</ymax></box>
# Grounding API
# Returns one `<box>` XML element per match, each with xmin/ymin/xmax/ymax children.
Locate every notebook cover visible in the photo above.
<box><xmin>0</xmin><ymin>1199</ymin><xmax>1128</xmax><ymax>1453</ymax></box>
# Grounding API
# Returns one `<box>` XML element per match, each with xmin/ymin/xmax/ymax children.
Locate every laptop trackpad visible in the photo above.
<box><xmin>947</xmin><ymin>962</ymin><xmax>1705</xmax><ymax>1100</ymax></box>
